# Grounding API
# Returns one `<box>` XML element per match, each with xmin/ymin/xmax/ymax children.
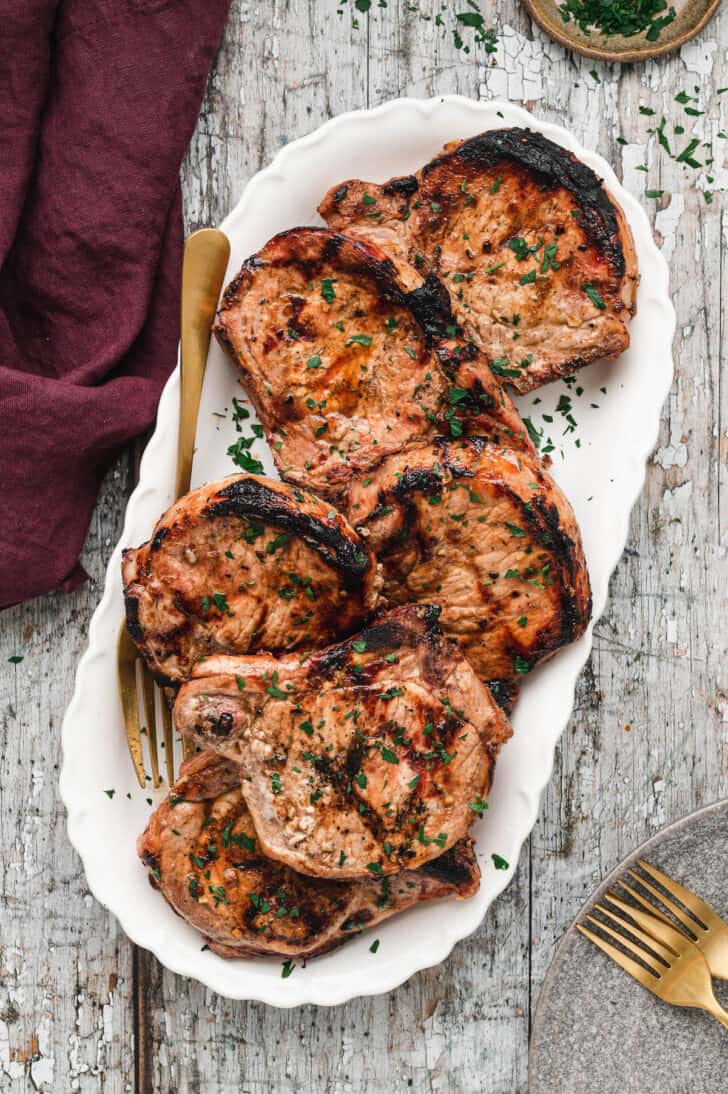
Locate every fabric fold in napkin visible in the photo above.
<box><xmin>0</xmin><ymin>0</ymin><xmax>231</xmax><ymax>608</ymax></box>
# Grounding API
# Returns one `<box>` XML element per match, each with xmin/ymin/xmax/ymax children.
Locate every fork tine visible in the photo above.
<box><xmin>612</xmin><ymin>879</ymin><xmax>675</xmax><ymax>928</ymax></box>
<box><xmin>626</xmin><ymin>870</ymin><xmax>701</xmax><ymax>934</ymax></box>
<box><xmin>605</xmin><ymin>890</ymin><xmax>693</xmax><ymax>949</ymax></box>
<box><xmin>596</xmin><ymin>902</ymin><xmax>676</xmax><ymax>963</ymax></box>
<box><xmin>160</xmin><ymin>693</ymin><xmax>175</xmax><ymax>787</ymax></box>
<box><xmin>584</xmin><ymin>914</ymin><xmax>663</xmax><ymax>976</ymax></box>
<box><xmin>117</xmin><ymin>626</ymin><xmax>146</xmax><ymax>789</ymax></box>
<box><xmin>577</xmin><ymin>923</ymin><xmax>660</xmax><ymax>990</ymax></box>
<box><xmin>141</xmin><ymin>667</ymin><xmax>161</xmax><ymax>788</ymax></box>
<box><xmin>637</xmin><ymin>859</ymin><xmax>713</xmax><ymax>927</ymax></box>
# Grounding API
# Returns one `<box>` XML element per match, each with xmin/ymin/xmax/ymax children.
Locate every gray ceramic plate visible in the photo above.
<box><xmin>524</xmin><ymin>0</ymin><xmax>721</xmax><ymax>64</ymax></box>
<box><xmin>529</xmin><ymin>800</ymin><xmax>728</xmax><ymax>1093</ymax></box>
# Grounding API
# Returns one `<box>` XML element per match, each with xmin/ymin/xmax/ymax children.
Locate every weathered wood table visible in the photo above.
<box><xmin>2</xmin><ymin>2</ymin><xmax>726</xmax><ymax>1090</ymax></box>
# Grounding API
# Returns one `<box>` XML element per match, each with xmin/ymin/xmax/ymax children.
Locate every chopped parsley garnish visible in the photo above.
<box><xmin>352</xmin><ymin>638</ymin><xmax>368</xmax><ymax>653</ymax></box>
<box><xmin>514</xmin><ymin>655</ymin><xmax>531</xmax><ymax>675</ymax></box>
<box><xmin>468</xmin><ymin>796</ymin><xmax>488</xmax><ymax>815</ymax></box>
<box><xmin>270</xmin><ymin>772</ymin><xmax>282</xmax><ymax>794</ymax></box>
<box><xmin>345</xmin><ymin>334</ymin><xmax>373</xmax><ymax>348</ymax></box>
<box><xmin>321</xmin><ymin>279</ymin><xmax>336</xmax><ymax>303</ymax></box>
<box><xmin>306</xmin><ymin>355</ymin><xmax>322</xmax><ymax>369</ymax></box>
<box><xmin>366</xmin><ymin>862</ymin><xmax>383</xmax><ymax>874</ymax></box>
<box><xmin>380</xmin><ymin>746</ymin><xmax>399</xmax><ymax>764</ymax></box>
<box><xmin>557</xmin><ymin>0</ymin><xmax>675</xmax><ymax>41</ymax></box>
<box><xmin>369</xmin><ymin>939</ymin><xmax>380</xmax><ymax>953</ymax></box>
<box><xmin>266</xmin><ymin>533</ymin><xmax>290</xmax><ymax>554</ymax></box>
<box><xmin>281</xmin><ymin>959</ymin><xmax>296</xmax><ymax>979</ymax></box>
<box><xmin>582</xmin><ymin>283</ymin><xmax>606</xmax><ymax>310</ymax></box>
<box><xmin>267</xmin><ymin>672</ymin><xmax>288</xmax><ymax>700</ymax></box>
<box><xmin>227</xmin><ymin>438</ymin><xmax>264</xmax><ymax>475</ymax></box>
<box><xmin>104</xmin><ymin>789</ymin><xmax>115</xmax><ymax>799</ymax></box>
<box><xmin>505</xmin><ymin>522</ymin><xmax>526</xmax><ymax>538</ymax></box>
<box><xmin>492</xmin><ymin>853</ymin><xmax>510</xmax><ymax>870</ymax></box>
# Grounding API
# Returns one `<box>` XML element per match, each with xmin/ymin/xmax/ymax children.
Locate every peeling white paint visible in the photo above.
<box><xmin>655</xmin><ymin>193</ymin><xmax>685</xmax><ymax>264</ymax></box>
<box><xmin>480</xmin><ymin>25</ymin><xmax>545</xmax><ymax>102</ymax></box>
<box><xmin>680</xmin><ymin>37</ymin><xmax>717</xmax><ymax>78</ymax></box>
<box><xmin>620</xmin><ymin>143</ymin><xmax>649</xmax><ymax>197</ymax></box>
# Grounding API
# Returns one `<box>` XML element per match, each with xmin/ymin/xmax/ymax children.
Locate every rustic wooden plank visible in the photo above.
<box><xmin>527</xmin><ymin>5</ymin><xmax>728</xmax><ymax>1013</ymax></box>
<box><xmin>0</xmin><ymin>453</ymin><xmax>138</xmax><ymax>1092</ymax></box>
<box><xmin>1</xmin><ymin>0</ymin><xmax>726</xmax><ymax>1090</ymax></box>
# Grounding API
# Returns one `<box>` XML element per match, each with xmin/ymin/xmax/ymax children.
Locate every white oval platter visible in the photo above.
<box><xmin>60</xmin><ymin>95</ymin><xmax>675</xmax><ymax>1007</ymax></box>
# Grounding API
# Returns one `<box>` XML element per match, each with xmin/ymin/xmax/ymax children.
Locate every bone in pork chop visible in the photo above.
<box><xmin>173</xmin><ymin>604</ymin><xmax>510</xmax><ymax>879</ymax></box>
<box><xmin>213</xmin><ymin>226</ymin><xmax>533</xmax><ymax>501</ymax></box>
<box><xmin>346</xmin><ymin>437</ymin><xmax>591</xmax><ymax>709</ymax></box>
<box><xmin>319</xmin><ymin>128</ymin><xmax>638</xmax><ymax>393</ymax></box>
<box><xmin>122</xmin><ymin>474</ymin><xmax>379</xmax><ymax>684</ymax></box>
<box><xmin>138</xmin><ymin>750</ymin><xmax>480</xmax><ymax>959</ymax></box>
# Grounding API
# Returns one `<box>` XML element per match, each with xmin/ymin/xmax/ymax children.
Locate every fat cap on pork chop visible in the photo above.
<box><xmin>173</xmin><ymin>604</ymin><xmax>510</xmax><ymax>879</ymax></box>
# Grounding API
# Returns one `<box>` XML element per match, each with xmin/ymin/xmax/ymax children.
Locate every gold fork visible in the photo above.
<box><xmin>612</xmin><ymin>859</ymin><xmax>728</xmax><ymax>980</ymax></box>
<box><xmin>578</xmin><ymin>889</ymin><xmax>728</xmax><ymax>1029</ymax></box>
<box><xmin>117</xmin><ymin>227</ymin><xmax>230</xmax><ymax>789</ymax></box>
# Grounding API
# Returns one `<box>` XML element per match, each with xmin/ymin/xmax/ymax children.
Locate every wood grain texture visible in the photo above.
<box><xmin>1</xmin><ymin>1</ymin><xmax>726</xmax><ymax>1090</ymax></box>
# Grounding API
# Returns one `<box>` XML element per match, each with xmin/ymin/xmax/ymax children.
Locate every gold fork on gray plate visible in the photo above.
<box><xmin>117</xmin><ymin>228</ymin><xmax>230</xmax><ymax>789</ymax></box>
<box><xmin>578</xmin><ymin>859</ymin><xmax>728</xmax><ymax>1028</ymax></box>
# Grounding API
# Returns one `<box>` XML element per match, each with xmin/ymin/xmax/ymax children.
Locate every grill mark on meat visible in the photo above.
<box><xmin>121</xmin><ymin>474</ymin><xmax>379</xmax><ymax>683</ymax></box>
<box><xmin>383</xmin><ymin>175</ymin><xmax>419</xmax><ymax>198</ymax></box>
<box><xmin>405</xmin><ymin>273</ymin><xmax>453</xmax><ymax>343</ymax></box>
<box><xmin>318</xmin><ymin>126</ymin><xmax>638</xmax><ymax>394</ymax></box>
<box><xmin>346</xmin><ymin>439</ymin><xmax>591</xmax><ymax>700</ymax></box>
<box><xmin>206</xmin><ymin>477</ymin><xmax>371</xmax><ymax>590</ymax></box>
<box><xmin>214</xmin><ymin>226</ymin><xmax>531</xmax><ymax>501</ymax></box>
<box><xmin>174</xmin><ymin>604</ymin><xmax>511</xmax><ymax>880</ymax></box>
<box><xmin>138</xmin><ymin>750</ymin><xmax>482</xmax><ymax>959</ymax></box>
<box><xmin>424</xmin><ymin>128</ymin><xmax>625</xmax><ymax>278</ymax></box>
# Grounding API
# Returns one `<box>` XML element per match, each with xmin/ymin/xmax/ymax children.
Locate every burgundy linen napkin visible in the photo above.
<box><xmin>0</xmin><ymin>0</ymin><xmax>230</xmax><ymax>608</ymax></box>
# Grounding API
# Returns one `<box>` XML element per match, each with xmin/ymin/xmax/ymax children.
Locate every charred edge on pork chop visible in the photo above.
<box><xmin>122</xmin><ymin>474</ymin><xmax>378</xmax><ymax>685</ymax></box>
<box><xmin>328</xmin><ymin>129</ymin><xmax>625</xmax><ymax>281</ymax></box>
<box><xmin>346</xmin><ymin>439</ymin><xmax>591</xmax><ymax>710</ymax></box>
<box><xmin>204</xmin><ymin>476</ymin><xmax>369</xmax><ymax>590</ymax></box>
<box><xmin>320</xmin><ymin>127</ymin><xmax>637</xmax><ymax>393</ymax></box>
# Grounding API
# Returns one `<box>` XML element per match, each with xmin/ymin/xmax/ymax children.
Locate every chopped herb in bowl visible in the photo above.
<box><xmin>558</xmin><ymin>0</ymin><xmax>676</xmax><ymax>41</ymax></box>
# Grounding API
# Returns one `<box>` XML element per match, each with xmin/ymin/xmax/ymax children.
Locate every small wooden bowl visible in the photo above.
<box><xmin>523</xmin><ymin>0</ymin><xmax>722</xmax><ymax>63</ymax></box>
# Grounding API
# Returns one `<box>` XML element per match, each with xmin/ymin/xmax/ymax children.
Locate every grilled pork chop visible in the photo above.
<box><xmin>173</xmin><ymin>604</ymin><xmax>510</xmax><ymax>879</ymax></box>
<box><xmin>346</xmin><ymin>437</ymin><xmax>591</xmax><ymax>709</ymax></box>
<box><xmin>319</xmin><ymin>128</ymin><xmax>638</xmax><ymax>393</ymax></box>
<box><xmin>138</xmin><ymin>750</ymin><xmax>480</xmax><ymax>959</ymax></box>
<box><xmin>122</xmin><ymin>474</ymin><xmax>379</xmax><ymax>684</ymax></box>
<box><xmin>213</xmin><ymin>226</ymin><xmax>532</xmax><ymax>501</ymax></box>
